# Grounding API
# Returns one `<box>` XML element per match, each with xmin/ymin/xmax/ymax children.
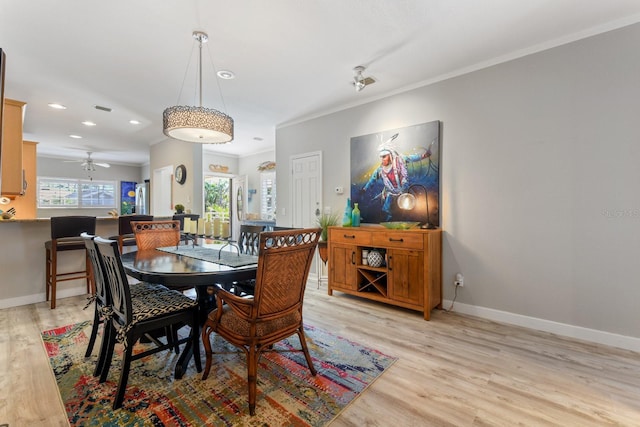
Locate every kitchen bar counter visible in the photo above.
<box><xmin>0</xmin><ymin>216</ymin><xmax>118</xmax><ymax>223</ymax></box>
<box><xmin>0</xmin><ymin>218</ymin><xmax>119</xmax><ymax>309</ymax></box>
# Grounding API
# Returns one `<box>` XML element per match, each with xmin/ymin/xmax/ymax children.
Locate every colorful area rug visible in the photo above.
<box><xmin>42</xmin><ymin>321</ymin><xmax>396</xmax><ymax>426</ymax></box>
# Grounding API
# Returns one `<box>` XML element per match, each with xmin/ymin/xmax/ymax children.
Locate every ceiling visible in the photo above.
<box><xmin>2</xmin><ymin>1</ymin><xmax>640</xmax><ymax>167</ymax></box>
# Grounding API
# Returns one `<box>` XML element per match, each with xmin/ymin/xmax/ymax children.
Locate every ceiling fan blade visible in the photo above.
<box><xmin>63</xmin><ymin>159</ymin><xmax>83</xmax><ymax>163</ymax></box>
<box><xmin>95</xmin><ymin>162</ymin><xmax>111</xmax><ymax>168</ymax></box>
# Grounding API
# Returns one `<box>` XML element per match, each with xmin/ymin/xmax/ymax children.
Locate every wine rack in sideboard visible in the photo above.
<box><xmin>327</xmin><ymin>226</ymin><xmax>442</xmax><ymax>320</ymax></box>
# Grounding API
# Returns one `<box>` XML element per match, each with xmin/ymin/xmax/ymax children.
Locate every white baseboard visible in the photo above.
<box><xmin>443</xmin><ymin>299</ymin><xmax>640</xmax><ymax>353</ymax></box>
<box><xmin>0</xmin><ymin>286</ymin><xmax>88</xmax><ymax>310</ymax></box>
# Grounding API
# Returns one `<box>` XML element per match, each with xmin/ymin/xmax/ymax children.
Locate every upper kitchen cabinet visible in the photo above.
<box><xmin>1</xmin><ymin>98</ymin><xmax>26</xmax><ymax>196</ymax></box>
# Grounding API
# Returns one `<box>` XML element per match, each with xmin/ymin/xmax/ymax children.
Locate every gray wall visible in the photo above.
<box><xmin>37</xmin><ymin>156</ymin><xmax>144</xmax><ymax>217</ymax></box>
<box><xmin>276</xmin><ymin>23</ymin><xmax>640</xmax><ymax>345</ymax></box>
<box><xmin>150</xmin><ymin>139</ymin><xmax>204</xmax><ymax>215</ymax></box>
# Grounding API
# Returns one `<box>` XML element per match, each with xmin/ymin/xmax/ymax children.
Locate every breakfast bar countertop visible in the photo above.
<box><xmin>0</xmin><ymin>216</ymin><xmax>118</xmax><ymax>223</ymax></box>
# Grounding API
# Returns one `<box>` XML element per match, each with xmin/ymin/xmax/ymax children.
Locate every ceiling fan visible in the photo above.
<box><xmin>351</xmin><ymin>65</ymin><xmax>376</xmax><ymax>92</ymax></box>
<box><xmin>64</xmin><ymin>151</ymin><xmax>111</xmax><ymax>171</ymax></box>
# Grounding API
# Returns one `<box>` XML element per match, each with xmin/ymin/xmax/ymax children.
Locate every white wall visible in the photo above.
<box><xmin>276</xmin><ymin>23</ymin><xmax>640</xmax><ymax>346</ymax></box>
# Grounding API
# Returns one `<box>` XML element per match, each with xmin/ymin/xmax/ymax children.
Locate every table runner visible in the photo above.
<box><xmin>157</xmin><ymin>245</ymin><xmax>258</xmax><ymax>267</ymax></box>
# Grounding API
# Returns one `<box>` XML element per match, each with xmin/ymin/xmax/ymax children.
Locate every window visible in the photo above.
<box><xmin>260</xmin><ymin>172</ymin><xmax>276</xmax><ymax>220</ymax></box>
<box><xmin>37</xmin><ymin>177</ymin><xmax>116</xmax><ymax>208</ymax></box>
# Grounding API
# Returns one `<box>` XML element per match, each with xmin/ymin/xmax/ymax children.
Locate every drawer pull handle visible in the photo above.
<box><xmin>343</xmin><ymin>234</ymin><xmax>356</xmax><ymax>239</ymax></box>
<box><xmin>389</xmin><ymin>238</ymin><xmax>404</xmax><ymax>242</ymax></box>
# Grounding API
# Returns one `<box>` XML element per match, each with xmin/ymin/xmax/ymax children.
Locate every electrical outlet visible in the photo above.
<box><xmin>454</xmin><ymin>273</ymin><xmax>464</xmax><ymax>287</ymax></box>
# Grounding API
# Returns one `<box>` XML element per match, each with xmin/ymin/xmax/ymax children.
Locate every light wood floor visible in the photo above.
<box><xmin>2</xmin><ymin>285</ymin><xmax>639</xmax><ymax>426</ymax></box>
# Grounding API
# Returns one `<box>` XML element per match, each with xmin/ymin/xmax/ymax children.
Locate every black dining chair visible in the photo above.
<box><xmin>238</xmin><ymin>224</ymin><xmax>264</xmax><ymax>255</ymax></box>
<box><xmin>94</xmin><ymin>237</ymin><xmax>201</xmax><ymax>409</ymax></box>
<box><xmin>44</xmin><ymin>216</ymin><xmax>97</xmax><ymax>309</ymax></box>
<box><xmin>172</xmin><ymin>213</ymin><xmax>200</xmax><ymax>230</ymax></box>
<box><xmin>82</xmin><ymin>233</ymin><xmax>175</xmax><ymax>377</ymax></box>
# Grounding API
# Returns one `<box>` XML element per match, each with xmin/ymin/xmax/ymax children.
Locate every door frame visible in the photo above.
<box><xmin>289</xmin><ymin>150</ymin><xmax>323</xmax><ymax>228</ymax></box>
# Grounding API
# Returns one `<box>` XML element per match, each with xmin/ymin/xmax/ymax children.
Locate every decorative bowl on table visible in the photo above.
<box><xmin>380</xmin><ymin>221</ymin><xmax>420</xmax><ymax>230</ymax></box>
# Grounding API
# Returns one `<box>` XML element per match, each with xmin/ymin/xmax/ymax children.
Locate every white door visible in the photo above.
<box><xmin>290</xmin><ymin>151</ymin><xmax>322</xmax><ymax>228</ymax></box>
<box><xmin>291</xmin><ymin>151</ymin><xmax>323</xmax><ymax>285</ymax></box>
<box><xmin>152</xmin><ymin>165</ymin><xmax>174</xmax><ymax>216</ymax></box>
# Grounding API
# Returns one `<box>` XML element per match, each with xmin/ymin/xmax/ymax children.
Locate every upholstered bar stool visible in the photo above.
<box><xmin>44</xmin><ymin>216</ymin><xmax>96</xmax><ymax>309</ymax></box>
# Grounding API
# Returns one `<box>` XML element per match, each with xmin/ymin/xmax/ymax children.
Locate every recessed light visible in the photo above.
<box><xmin>69</xmin><ymin>134</ymin><xmax>83</xmax><ymax>139</ymax></box>
<box><xmin>129</xmin><ymin>119</ymin><xmax>140</xmax><ymax>125</ymax></box>
<box><xmin>82</xmin><ymin>121</ymin><xmax>97</xmax><ymax>126</ymax></box>
<box><xmin>48</xmin><ymin>103</ymin><xmax>67</xmax><ymax>110</ymax></box>
<box><xmin>217</xmin><ymin>70</ymin><xmax>235</xmax><ymax>80</ymax></box>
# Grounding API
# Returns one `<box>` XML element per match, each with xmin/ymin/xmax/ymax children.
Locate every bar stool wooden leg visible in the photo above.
<box><xmin>50</xmin><ymin>247</ymin><xmax>58</xmax><ymax>309</ymax></box>
<box><xmin>45</xmin><ymin>247</ymin><xmax>51</xmax><ymax>303</ymax></box>
<box><xmin>86</xmin><ymin>251</ymin><xmax>93</xmax><ymax>294</ymax></box>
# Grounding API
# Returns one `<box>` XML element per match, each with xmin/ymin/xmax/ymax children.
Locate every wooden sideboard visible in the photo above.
<box><xmin>327</xmin><ymin>225</ymin><xmax>442</xmax><ymax>320</ymax></box>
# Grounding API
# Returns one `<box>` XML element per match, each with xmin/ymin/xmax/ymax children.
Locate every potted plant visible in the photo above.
<box><xmin>174</xmin><ymin>204</ymin><xmax>185</xmax><ymax>214</ymax></box>
<box><xmin>316</xmin><ymin>212</ymin><xmax>339</xmax><ymax>264</ymax></box>
<box><xmin>316</xmin><ymin>212</ymin><xmax>340</xmax><ymax>241</ymax></box>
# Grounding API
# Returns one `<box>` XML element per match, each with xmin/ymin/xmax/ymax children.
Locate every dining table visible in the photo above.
<box><xmin>120</xmin><ymin>241</ymin><xmax>259</xmax><ymax>378</ymax></box>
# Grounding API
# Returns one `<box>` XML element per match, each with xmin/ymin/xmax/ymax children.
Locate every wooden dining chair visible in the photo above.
<box><xmin>94</xmin><ymin>237</ymin><xmax>201</xmax><ymax>410</ymax></box>
<box><xmin>109</xmin><ymin>214</ymin><xmax>154</xmax><ymax>252</ymax></box>
<box><xmin>44</xmin><ymin>216</ymin><xmax>97</xmax><ymax>309</ymax></box>
<box><xmin>201</xmin><ymin>227</ymin><xmax>321</xmax><ymax>415</ymax></box>
<box><xmin>131</xmin><ymin>220</ymin><xmax>181</xmax><ymax>250</ymax></box>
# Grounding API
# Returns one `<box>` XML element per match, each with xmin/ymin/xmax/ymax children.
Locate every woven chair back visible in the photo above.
<box><xmin>82</xmin><ymin>233</ymin><xmax>110</xmax><ymax>308</ymax></box>
<box><xmin>252</xmin><ymin>227</ymin><xmax>321</xmax><ymax>318</ymax></box>
<box><xmin>118</xmin><ymin>215</ymin><xmax>153</xmax><ymax>235</ymax></box>
<box><xmin>131</xmin><ymin>220</ymin><xmax>181</xmax><ymax>250</ymax></box>
<box><xmin>94</xmin><ymin>237</ymin><xmax>133</xmax><ymax>326</ymax></box>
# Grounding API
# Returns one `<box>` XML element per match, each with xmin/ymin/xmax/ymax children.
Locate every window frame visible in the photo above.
<box><xmin>260</xmin><ymin>171</ymin><xmax>276</xmax><ymax>221</ymax></box>
<box><xmin>37</xmin><ymin>176</ymin><xmax>117</xmax><ymax>209</ymax></box>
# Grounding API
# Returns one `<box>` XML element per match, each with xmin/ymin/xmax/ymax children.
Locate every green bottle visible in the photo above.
<box><xmin>342</xmin><ymin>198</ymin><xmax>352</xmax><ymax>227</ymax></box>
<box><xmin>352</xmin><ymin>203</ymin><xmax>361</xmax><ymax>227</ymax></box>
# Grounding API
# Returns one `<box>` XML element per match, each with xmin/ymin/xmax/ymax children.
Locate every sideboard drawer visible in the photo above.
<box><xmin>371</xmin><ymin>232</ymin><xmax>423</xmax><ymax>250</ymax></box>
<box><xmin>330</xmin><ymin>229</ymin><xmax>372</xmax><ymax>245</ymax></box>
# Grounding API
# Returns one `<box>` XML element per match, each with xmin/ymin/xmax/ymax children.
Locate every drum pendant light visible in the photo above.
<box><xmin>163</xmin><ymin>31</ymin><xmax>234</xmax><ymax>144</ymax></box>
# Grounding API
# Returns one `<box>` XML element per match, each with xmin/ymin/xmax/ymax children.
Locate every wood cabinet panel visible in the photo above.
<box><xmin>328</xmin><ymin>243</ymin><xmax>357</xmax><ymax>292</ymax></box>
<box><xmin>330</xmin><ymin>229</ymin><xmax>372</xmax><ymax>245</ymax></box>
<box><xmin>1</xmin><ymin>99</ymin><xmax>26</xmax><ymax>196</ymax></box>
<box><xmin>3</xmin><ymin>141</ymin><xmax>37</xmax><ymax>218</ymax></box>
<box><xmin>371</xmin><ymin>231</ymin><xmax>423</xmax><ymax>249</ymax></box>
<box><xmin>388</xmin><ymin>249</ymin><xmax>424</xmax><ymax>305</ymax></box>
<box><xmin>328</xmin><ymin>226</ymin><xmax>442</xmax><ymax>320</ymax></box>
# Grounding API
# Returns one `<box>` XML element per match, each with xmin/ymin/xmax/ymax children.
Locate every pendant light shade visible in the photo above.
<box><xmin>163</xmin><ymin>105</ymin><xmax>233</xmax><ymax>143</ymax></box>
<box><xmin>163</xmin><ymin>31</ymin><xmax>234</xmax><ymax>144</ymax></box>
